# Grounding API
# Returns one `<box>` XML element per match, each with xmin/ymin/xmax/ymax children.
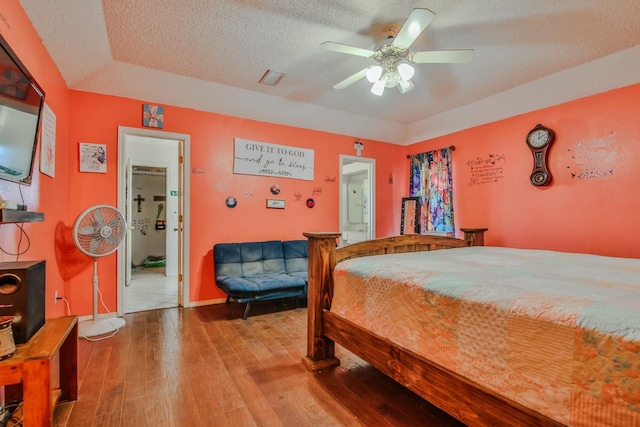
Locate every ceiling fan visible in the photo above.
<box><xmin>321</xmin><ymin>8</ymin><xmax>474</xmax><ymax>96</ymax></box>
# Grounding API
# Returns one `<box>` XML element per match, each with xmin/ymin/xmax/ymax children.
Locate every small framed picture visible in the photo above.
<box><xmin>266</xmin><ymin>199</ymin><xmax>285</xmax><ymax>209</ymax></box>
<box><xmin>142</xmin><ymin>104</ymin><xmax>164</xmax><ymax>128</ymax></box>
<box><xmin>79</xmin><ymin>143</ymin><xmax>107</xmax><ymax>173</ymax></box>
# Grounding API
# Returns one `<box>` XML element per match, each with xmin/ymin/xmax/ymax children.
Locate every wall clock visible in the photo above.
<box><xmin>525</xmin><ymin>124</ymin><xmax>555</xmax><ymax>186</ymax></box>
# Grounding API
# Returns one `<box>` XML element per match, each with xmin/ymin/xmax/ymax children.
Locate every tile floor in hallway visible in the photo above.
<box><xmin>124</xmin><ymin>266</ymin><xmax>178</xmax><ymax>313</ymax></box>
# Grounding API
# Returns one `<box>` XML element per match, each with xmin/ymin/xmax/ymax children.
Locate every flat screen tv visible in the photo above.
<box><xmin>0</xmin><ymin>33</ymin><xmax>45</xmax><ymax>186</ymax></box>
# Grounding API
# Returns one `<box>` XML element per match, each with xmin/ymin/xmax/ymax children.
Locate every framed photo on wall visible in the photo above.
<box><xmin>79</xmin><ymin>143</ymin><xmax>107</xmax><ymax>173</ymax></box>
<box><xmin>142</xmin><ymin>104</ymin><xmax>164</xmax><ymax>128</ymax></box>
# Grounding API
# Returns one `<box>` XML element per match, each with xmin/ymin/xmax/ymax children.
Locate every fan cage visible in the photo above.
<box><xmin>73</xmin><ymin>205</ymin><xmax>127</xmax><ymax>257</ymax></box>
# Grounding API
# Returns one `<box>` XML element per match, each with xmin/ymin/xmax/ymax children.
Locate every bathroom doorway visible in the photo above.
<box><xmin>339</xmin><ymin>155</ymin><xmax>375</xmax><ymax>246</ymax></box>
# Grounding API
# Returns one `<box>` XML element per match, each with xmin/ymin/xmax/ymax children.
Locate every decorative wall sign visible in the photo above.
<box><xmin>466</xmin><ymin>154</ymin><xmax>506</xmax><ymax>186</ymax></box>
<box><xmin>567</xmin><ymin>132</ymin><xmax>616</xmax><ymax>179</ymax></box>
<box><xmin>40</xmin><ymin>102</ymin><xmax>56</xmax><ymax>178</ymax></box>
<box><xmin>266</xmin><ymin>199</ymin><xmax>285</xmax><ymax>209</ymax></box>
<box><xmin>225</xmin><ymin>196</ymin><xmax>237</xmax><ymax>208</ymax></box>
<box><xmin>79</xmin><ymin>143</ymin><xmax>107</xmax><ymax>173</ymax></box>
<box><xmin>142</xmin><ymin>104</ymin><xmax>164</xmax><ymax>128</ymax></box>
<box><xmin>233</xmin><ymin>138</ymin><xmax>314</xmax><ymax>181</ymax></box>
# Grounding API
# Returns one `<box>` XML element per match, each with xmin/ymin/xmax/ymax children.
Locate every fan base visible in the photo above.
<box><xmin>79</xmin><ymin>317</ymin><xmax>125</xmax><ymax>339</ymax></box>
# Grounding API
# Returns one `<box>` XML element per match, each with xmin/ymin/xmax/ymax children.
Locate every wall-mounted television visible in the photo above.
<box><xmin>0</xmin><ymin>33</ymin><xmax>45</xmax><ymax>186</ymax></box>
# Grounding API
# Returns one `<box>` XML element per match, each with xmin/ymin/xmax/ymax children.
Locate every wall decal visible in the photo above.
<box><xmin>79</xmin><ymin>143</ymin><xmax>107</xmax><ymax>173</ymax></box>
<box><xmin>225</xmin><ymin>196</ymin><xmax>237</xmax><ymax>208</ymax></box>
<box><xmin>466</xmin><ymin>154</ymin><xmax>506</xmax><ymax>186</ymax></box>
<box><xmin>242</xmin><ymin>191</ymin><xmax>254</xmax><ymax>199</ymax></box>
<box><xmin>215</xmin><ymin>183</ymin><xmax>229</xmax><ymax>192</ymax></box>
<box><xmin>312</xmin><ymin>187</ymin><xmax>323</xmax><ymax>196</ymax></box>
<box><xmin>233</xmin><ymin>138</ymin><xmax>314</xmax><ymax>181</ymax></box>
<box><xmin>142</xmin><ymin>104</ymin><xmax>164</xmax><ymax>128</ymax></box>
<box><xmin>324</xmin><ymin>176</ymin><xmax>336</xmax><ymax>183</ymax></box>
<box><xmin>293</xmin><ymin>192</ymin><xmax>302</xmax><ymax>201</ymax></box>
<box><xmin>191</xmin><ymin>167</ymin><xmax>205</xmax><ymax>175</ymax></box>
<box><xmin>566</xmin><ymin>132</ymin><xmax>616</xmax><ymax>179</ymax></box>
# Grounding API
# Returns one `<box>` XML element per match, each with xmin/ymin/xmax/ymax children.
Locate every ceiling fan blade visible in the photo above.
<box><xmin>392</xmin><ymin>8</ymin><xmax>436</xmax><ymax>50</ymax></box>
<box><xmin>409</xmin><ymin>49</ymin><xmax>475</xmax><ymax>64</ymax></box>
<box><xmin>320</xmin><ymin>41</ymin><xmax>375</xmax><ymax>58</ymax></box>
<box><xmin>333</xmin><ymin>67</ymin><xmax>370</xmax><ymax>89</ymax></box>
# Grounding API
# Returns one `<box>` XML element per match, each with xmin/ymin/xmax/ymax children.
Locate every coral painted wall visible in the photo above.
<box><xmin>405</xmin><ymin>83</ymin><xmax>640</xmax><ymax>258</ymax></box>
<box><xmin>67</xmin><ymin>91</ymin><xmax>403</xmax><ymax>311</ymax></box>
<box><xmin>2</xmin><ymin>0</ymin><xmax>640</xmax><ymax>321</ymax></box>
<box><xmin>0</xmin><ymin>1</ymin><xmax>70</xmax><ymax>318</ymax></box>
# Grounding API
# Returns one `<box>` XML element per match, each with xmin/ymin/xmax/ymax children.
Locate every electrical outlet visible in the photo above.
<box><xmin>54</xmin><ymin>290</ymin><xmax>58</xmax><ymax>304</ymax></box>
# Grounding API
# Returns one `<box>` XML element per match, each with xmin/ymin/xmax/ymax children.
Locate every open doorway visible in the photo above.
<box><xmin>127</xmin><ymin>164</ymin><xmax>176</xmax><ymax>313</ymax></box>
<box><xmin>117</xmin><ymin>127</ymin><xmax>190</xmax><ymax>315</ymax></box>
<box><xmin>339</xmin><ymin>155</ymin><xmax>376</xmax><ymax>246</ymax></box>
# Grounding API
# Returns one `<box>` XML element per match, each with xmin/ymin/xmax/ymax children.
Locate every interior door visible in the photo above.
<box><xmin>125</xmin><ymin>160</ymin><xmax>133</xmax><ymax>287</ymax></box>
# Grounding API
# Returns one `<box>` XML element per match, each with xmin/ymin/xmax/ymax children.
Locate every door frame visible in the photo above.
<box><xmin>117</xmin><ymin>126</ymin><xmax>191</xmax><ymax>314</ymax></box>
<box><xmin>339</xmin><ymin>155</ymin><xmax>376</xmax><ymax>246</ymax></box>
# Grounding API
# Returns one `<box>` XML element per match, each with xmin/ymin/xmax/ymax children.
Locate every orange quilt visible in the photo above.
<box><xmin>331</xmin><ymin>247</ymin><xmax>640</xmax><ymax>426</ymax></box>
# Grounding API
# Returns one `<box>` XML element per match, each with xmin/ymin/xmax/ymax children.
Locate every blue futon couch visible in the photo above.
<box><xmin>213</xmin><ymin>240</ymin><xmax>308</xmax><ymax>319</ymax></box>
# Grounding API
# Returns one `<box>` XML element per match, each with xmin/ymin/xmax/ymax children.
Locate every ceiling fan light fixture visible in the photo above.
<box><xmin>382</xmin><ymin>68</ymin><xmax>401</xmax><ymax>88</ymax></box>
<box><xmin>398</xmin><ymin>79</ymin><xmax>415</xmax><ymax>94</ymax></box>
<box><xmin>371</xmin><ymin>80</ymin><xmax>385</xmax><ymax>96</ymax></box>
<box><xmin>398</xmin><ymin>62</ymin><xmax>415</xmax><ymax>80</ymax></box>
<box><xmin>366</xmin><ymin>66</ymin><xmax>383</xmax><ymax>83</ymax></box>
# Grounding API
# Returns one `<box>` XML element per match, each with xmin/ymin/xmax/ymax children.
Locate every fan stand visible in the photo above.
<box><xmin>78</xmin><ymin>257</ymin><xmax>125</xmax><ymax>339</ymax></box>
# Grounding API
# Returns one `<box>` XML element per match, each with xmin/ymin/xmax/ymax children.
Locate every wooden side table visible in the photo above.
<box><xmin>1</xmin><ymin>316</ymin><xmax>78</xmax><ymax>426</ymax></box>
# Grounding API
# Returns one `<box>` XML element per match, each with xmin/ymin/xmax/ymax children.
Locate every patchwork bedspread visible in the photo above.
<box><xmin>331</xmin><ymin>246</ymin><xmax>640</xmax><ymax>426</ymax></box>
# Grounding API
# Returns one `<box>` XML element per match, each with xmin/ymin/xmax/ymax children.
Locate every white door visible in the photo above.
<box><xmin>125</xmin><ymin>160</ymin><xmax>133</xmax><ymax>286</ymax></box>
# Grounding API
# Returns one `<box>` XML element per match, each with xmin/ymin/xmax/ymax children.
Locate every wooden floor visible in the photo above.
<box><xmin>54</xmin><ymin>299</ymin><xmax>465</xmax><ymax>427</ymax></box>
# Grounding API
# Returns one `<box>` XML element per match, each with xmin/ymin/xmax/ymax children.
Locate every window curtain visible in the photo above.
<box><xmin>409</xmin><ymin>147</ymin><xmax>455</xmax><ymax>235</ymax></box>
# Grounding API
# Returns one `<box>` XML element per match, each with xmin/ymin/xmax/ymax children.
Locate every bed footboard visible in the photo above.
<box><xmin>301</xmin><ymin>232</ymin><xmax>472</xmax><ymax>371</ymax></box>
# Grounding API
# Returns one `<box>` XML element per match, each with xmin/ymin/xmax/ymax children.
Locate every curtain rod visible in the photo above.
<box><xmin>406</xmin><ymin>145</ymin><xmax>455</xmax><ymax>158</ymax></box>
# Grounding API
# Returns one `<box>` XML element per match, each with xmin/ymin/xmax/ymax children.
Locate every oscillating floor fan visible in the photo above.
<box><xmin>72</xmin><ymin>204</ymin><xmax>127</xmax><ymax>338</ymax></box>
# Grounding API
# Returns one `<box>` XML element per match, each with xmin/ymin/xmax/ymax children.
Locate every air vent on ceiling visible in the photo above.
<box><xmin>259</xmin><ymin>70</ymin><xmax>284</xmax><ymax>86</ymax></box>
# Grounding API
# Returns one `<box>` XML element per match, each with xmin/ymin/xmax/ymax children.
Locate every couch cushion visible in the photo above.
<box><xmin>283</xmin><ymin>240</ymin><xmax>308</xmax><ymax>276</ymax></box>
<box><xmin>214</xmin><ymin>241</ymin><xmax>287</xmax><ymax>278</ymax></box>
<box><xmin>216</xmin><ymin>273</ymin><xmax>305</xmax><ymax>293</ymax></box>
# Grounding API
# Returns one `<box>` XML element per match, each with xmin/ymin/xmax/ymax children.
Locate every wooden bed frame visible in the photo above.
<box><xmin>302</xmin><ymin>231</ymin><xmax>564</xmax><ymax>427</ymax></box>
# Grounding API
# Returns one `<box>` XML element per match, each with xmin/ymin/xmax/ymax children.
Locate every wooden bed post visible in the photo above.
<box><xmin>302</xmin><ymin>232</ymin><xmax>341</xmax><ymax>371</ymax></box>
<box><xmin>460</xmin><ymin>227</ymin><xmax>488</xmax><ymax>246</ymax></box>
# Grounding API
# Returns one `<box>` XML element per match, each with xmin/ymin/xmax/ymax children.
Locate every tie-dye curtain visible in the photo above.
<box><xmin>409</xmin><ymin>147</ymin><xmax>455</xmax><ymax>236</ymax></box>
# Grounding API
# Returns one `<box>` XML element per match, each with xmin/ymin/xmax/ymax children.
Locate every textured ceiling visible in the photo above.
<box><xmin>18</xmin><ymin>0</ymin><xmax>640</xmax><ymax>145</ymax></box>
